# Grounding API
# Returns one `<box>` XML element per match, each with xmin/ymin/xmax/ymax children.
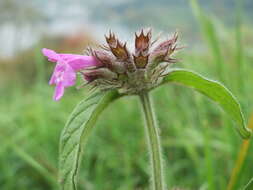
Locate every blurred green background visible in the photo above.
<box><xmin>0</xmin><ymin>0</ymin><xmax>253</xmax><ymax>189</ymax></box>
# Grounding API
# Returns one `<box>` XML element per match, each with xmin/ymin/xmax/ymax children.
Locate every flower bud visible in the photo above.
<box><xmin>135</xmin><ymin>29</ymin><xmax>152</xmax><ymax>54</ymax></box>
<box><xmin>82</xmin><ymin>68</ymin><xmax>118</xmax><ymax>82</ymax></box>
<box><xmin>133</xmin><ymin>52</ymin><xmax>149</xmax><ymax>68</ymax></box>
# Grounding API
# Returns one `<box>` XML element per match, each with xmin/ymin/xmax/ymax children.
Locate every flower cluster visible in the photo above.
<box><xmin>42</xmin><ymin>29</ymin><xmax>179</xmax><ymax>100</ymax></box>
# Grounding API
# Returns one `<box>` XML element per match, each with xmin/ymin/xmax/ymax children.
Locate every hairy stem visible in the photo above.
<box><xmin>139</xmin><ymin>91</ymin><xmax>165</xmax><ymax>190</ymax></box>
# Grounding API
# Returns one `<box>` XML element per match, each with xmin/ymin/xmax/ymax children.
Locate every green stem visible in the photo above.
<box><xmin>139</xmin><ymin>91</ymin><xmax>165</xmax><ymax>190</ymax></box>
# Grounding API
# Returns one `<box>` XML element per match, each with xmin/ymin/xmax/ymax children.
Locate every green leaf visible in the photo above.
<box><xmin>59</xmin><ymin>90</ymin><xmax>122</xmax><ymax>190</ymax></box>
<box><xmin>162</xmin><ymin>68</ymin><xmax>252</xmax><ymax>139</ymax></box>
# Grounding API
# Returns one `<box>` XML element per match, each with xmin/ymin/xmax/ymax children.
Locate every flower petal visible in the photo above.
<box><xmin>53</xmin><ymin>83</ymin><xmax>65</xmax><ymax>101</ymax></box>
<box><xmin>67</xmin><ymin>56</ymin><xmax>101</xmax><ymax>71</ymax></box>
<box><xmin>42</xmin><ymin>48</ymin><xmax>102</xmax><ymax>101</ymax></box>
<box><xmin>62</xmin><ymin>63</ymin><xmax>76</xmax><ymax>86</ymax></box>
<box><xmin>49</xmin><ymin>71</ymin><xmax>56</xmax><ymax>85</ymax></box>
<box><xmin>42</xmin><ymin>48</ymin><xmax>61</xmax><ymax>62</ymax></box>
<box><xmin>49</xmin><ymin>62</ymin><xmax>64</xmax><ymax>85</ymax></box>
<box><xmin>59</xmin><ymin>54</ymin><xmax>81</xmax><ymax>61</ymax></box>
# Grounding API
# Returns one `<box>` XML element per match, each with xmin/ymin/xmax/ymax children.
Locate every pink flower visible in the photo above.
<box><xmin>42</xmin><ymin>48</ymin><xmax>100</xmax><ymax>101</ymax></box>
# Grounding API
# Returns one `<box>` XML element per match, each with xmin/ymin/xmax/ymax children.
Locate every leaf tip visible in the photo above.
<box><xmin>240</xmin><ymin>127</ymin><xmax>252</xmax><ymax>139</ymax></box>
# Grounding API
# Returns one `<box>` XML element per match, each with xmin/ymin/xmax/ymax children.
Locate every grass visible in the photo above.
<box><xmin>1</xmin><ymin>1</ymin><xmax>253</xmax><ymax>189</ymax></box>
<box><xmin>227</xmin><ymin>114</ymin><xmax>253</xmax><ymax>190</ymax></box>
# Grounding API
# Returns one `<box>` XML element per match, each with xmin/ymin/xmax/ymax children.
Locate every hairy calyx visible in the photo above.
<box><xmin>88</xmin><ymin>29</ymin><xmax>179</xmax><ymax>94</ymax></box>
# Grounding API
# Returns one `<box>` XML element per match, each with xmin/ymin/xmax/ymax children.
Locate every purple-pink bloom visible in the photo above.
<box><xmin>42</xmin><ymin>48</ymin><xmax>100</xmax><ymax>101</ymax></box>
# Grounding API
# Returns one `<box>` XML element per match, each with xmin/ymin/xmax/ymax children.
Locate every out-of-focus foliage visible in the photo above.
<box><xmin>0</xmin><ymin>0</ymin><xmax>43</xmax><ymax>24</ymax></box>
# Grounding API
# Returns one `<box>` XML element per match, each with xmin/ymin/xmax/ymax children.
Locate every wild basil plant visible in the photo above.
<box><xmin>42</xmin><ymin>29</ymin><xmax>252</xmax><ymax>190</ymax></box>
